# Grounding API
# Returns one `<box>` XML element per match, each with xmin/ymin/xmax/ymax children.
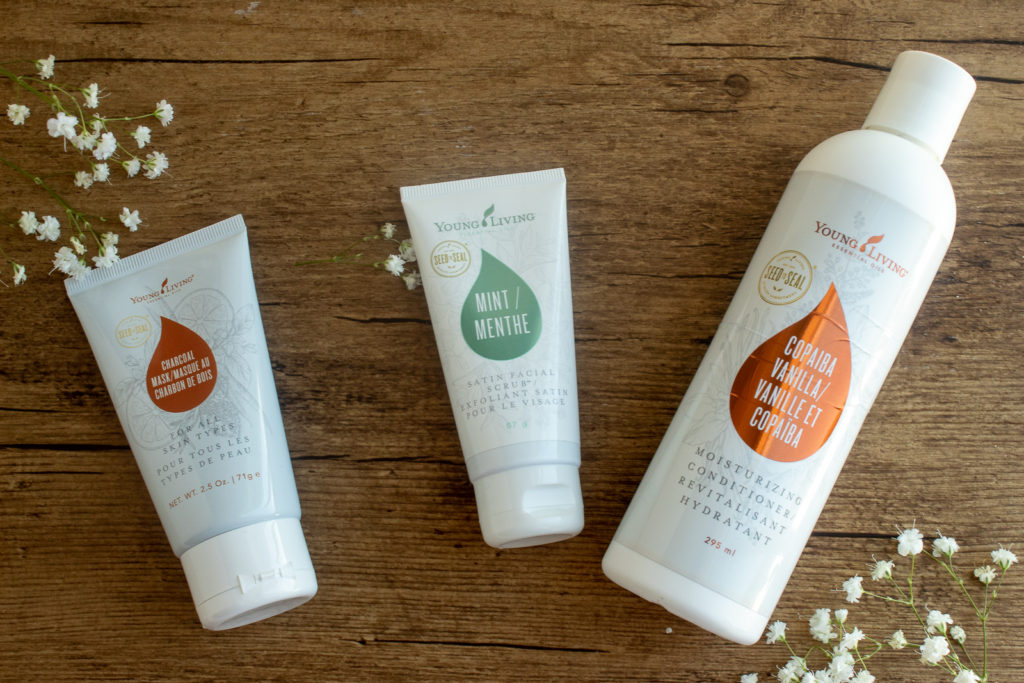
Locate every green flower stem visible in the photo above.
<box><xmin>904</xmin><ymin>554</ymin><xmax>928</xmax><ymax>632</ymax></box>
<box><xmin>296</xmin><ymin>235</ymin><xmax>378</xmax><ymax>266</ymax></box>
<box><xmin>44</xmin><ymin>81</ymin><xmax>88</xmax><ymax>122</ymax></box>
<box><xmin>0</xmin><ymin>243</ymin><xmax>16</xmax><ymax>266</ymax></box>
<box><xmin>0</xmin><ymin>67</ymin><xmax>55</xmax><ymax>106</ymax></box>
<box><xmin>931</xmin><ymin>554</ymin><xmax>983</xmax><ymax>618</ymax></box>
<box><xmin>0</xmin><ymin>155</ymin><xmax>106</xmax><ymax>242</ymax></box>
<box><xmin>1</xmin><ymin>69</ymin><xmax>88</xmax><ymax>121</ymax></box>
<box><xmin>0</xmin><ymin>155</ymin><xmax>78</xmax><ymax>214</ymax></box>
<box><xmin>98</xmin><ymin>113</ymin><xmax>160</xmax><ymax>123</ymax></box>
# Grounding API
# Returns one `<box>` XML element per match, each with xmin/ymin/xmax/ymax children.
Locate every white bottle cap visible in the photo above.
<box><xmin>863</xmin><ymin>51</ymin><xmax>976</xmax><ymax>163</ymax></box>
<box><xmin>472</xmin><ymin>463</ymin><xmax>584</xmax><ymax>548</ymax></box>
<box><xmin>179</xmin><ymin>517</ymin><xmax>317</xmax><ymax>630</ymax></box>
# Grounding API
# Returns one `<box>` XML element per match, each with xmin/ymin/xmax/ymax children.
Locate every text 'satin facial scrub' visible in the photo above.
<box><xmin>67</xmin><ymin>215</ymin><xmax>317</xmax><ymax>630</ymax></box>
<box><xmin>401</xmin><ymin>169</ymin><xmax>584</xmax><ymax>548</ymax></box>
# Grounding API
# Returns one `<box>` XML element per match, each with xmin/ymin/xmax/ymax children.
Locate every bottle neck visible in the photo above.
<box><xmin>862</xmin><ymin>123</ymin><xmax>944</xmax><ymax>164</ymax></box>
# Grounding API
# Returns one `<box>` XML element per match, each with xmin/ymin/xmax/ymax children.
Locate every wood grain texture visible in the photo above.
<box><xmin>1</xmin><ymin>1</ymin><xmax>1022</xmax><ymax>681</ymax></box>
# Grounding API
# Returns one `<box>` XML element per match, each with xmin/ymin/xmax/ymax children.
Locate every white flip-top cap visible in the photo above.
<box><xmin>473</xmin><ymin>462</ymin><xmax>584</xmax><ymax>549</ymax></box>
<box><xmin>180</xmin><ymin>518</ymin><xmax>317</xmax><ymax>630</ymax></box>
<box><xmin>863</xmin><ymin>51</ymin><xmax>976</xmax><ymax>163</ymax></box>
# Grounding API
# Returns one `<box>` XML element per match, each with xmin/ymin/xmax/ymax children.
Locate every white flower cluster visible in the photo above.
<box><xmin>377</xmin><ymin>222</ymin><xmax>421</xmax><ymax>290</ymax></box>
<box><xmin>744</xmin><ymin>528</ymin><xmax>1017</xmax><ymax>683</ymax></box>
<box><xmin>303</xmin><ymin>222</ymin><xmax>422</xmax><ymax>291</ymax></box>
<box><xmin>2</xmin><ymin>55</ymin><xmax>173</xmax><ymax>286</ymax></box>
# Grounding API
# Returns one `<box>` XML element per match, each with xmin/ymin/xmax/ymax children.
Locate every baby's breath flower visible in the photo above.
<box><xmin>36</xmin><ymin>216</ymin><xmax>59</xmax><ymax>241</ymax></box>
<box><xmin>953</xmin><ymin>669</ymin><xmax>981</xmax><ymax>683</ymax></box>
<box><xmin>402</xmin><ymin>271</ymin><xmax>421</xmax><ymax>290</ymax></box>
<box><xmin>68</xmin><ymin>260</ymin><xmax>91</xmax><ymax>280</ymax></box>
<box><xmin>36</xmin><ymin>55</ymin><xmax>55</xmax><ymax>79</ymax></box>
<box><xmin>926</xmin><ymin>609</ymin><xmax>953</xmax><ymax>635</ymax></box>
<box><xmin>93</xmin><ymin>132</ymin><xmax>117</xmax><ymax>161</ymax></box>
<box><xmin>834</xmin><ymin>609</ymin><xmax>848</xmax><ymax>624</ymax></box>
<box><xmin>933</xmin><ymin>534</ymin><xmax>960</xmax><ymax>558</ymax></box>
<box><xmin>829</xmin><ymin>651</ymin><xmax>855</xmax><ymax>680</ymax></box>
<box><xmin>991</xmin><ymin>545</ymin><xmax>1017</xmax><ymax>570</ymax></box>
<box><xmin>919</xmin><ymin>635</ymin><xmax>950</xmax><ymax>664</ymax></box>
<box><xmin>130</xmin><ymin>125</ymin><xmax>151</xmax><ymax>148</ymax></box>
<box><xmin>950</xmin><ymin>625</ymin><xmax>966</xmax><ymax>644</ymax></box>
<box><xmin>974</xmin><ymin>565</ymin><xmax>996</xmax><ymax>585</ymax></box>
<box><xmin>380</xmin><ymin>222</ymin><xmax>397</xmax><ymax>239</ymax></box>
<box><xmin>143</xmin><ymin>150</ymin><xmax>168</xmax><ymax>179</ymax></box>
<box><xmin>777</xmin><ymin>657</ymin><xmax>805</xmax><ymax>683</ymax></box>
<box><xmin>119</xmin><ymin>207</ymin><xmax>142</xmax><ymax>231</ymax></box>
<box><xmin>70</xmin><ymin>236</ymin><xmax>86</xmax><ymax>255</ymax></box>
<box><xmin>92</xmin><ymin>243</ymin><xmax>119</xmax><ymax>268</ymax></box>
<box><xmin>12</xmin><ymin>262</ymin><xmax>26</xmax><ymax>285</ymax></box>
<box><xmin>18</xmin><ymin>211</ymin><xmax>39</xmax><ymax>235</ymax></box>
<box><xmin>93</xmin><ymin>162</ymin><xmax>110</xmax><ymax>182</ymax></box>
<box><xmin>842</xmin><ymin>575</ymin><xmax>864</xmax><ymax>603</ymax></box>
<box><xmin>123</xmin><ymin>158</ymin><xmax>141</xmax><ymax>177</ymax></box>
<box><xmin>52</xmin><ymin>246</ymin><xmax>78</xmax><ymax>274</ymax></box>
<box><xmin>809</xmin><ymin>608</ymin><xmax>835</xmax><ymax>644</ymax></box>
<box><xmin>72</xmin><ymin>131</ymin><xmax>98</xmax><ymax>151</ymax></box>
<box><xmin>154</xmin><ymin>99</ymin><xmax>174</xmax><ymax>126</ymax></box>
<box><xmin>399</xmin><ymin>240</ymin><xmax>416</xmax><ymax>262</ymax></box>
<box><xmin>740</xmin><ymin>675</ymin><xmax>758</xmax><ymax>683</ymax></box>
<box><xmin>74</xmin><ymin>170</ymin><xmax>94</xmax><ymax>189</ymax></box>
<box><xmin>47</xmin><ymin>112</ymin><xmax>78</xmax><ymax>140</ymax></box>
<box><xmin>82</xmin><ymin>83</ymin><xmax>100</xmax><ymax>109</ymax></box>
<box><xmin>839</xmin><ymin>627</ymin><xmax>865</xmax><ymax>652</ymax></box>
<box><xmin>383</xmin><ymin>253</ymin><xmax>405</xmax><ymax>276</ymax></box>
<box><xmin>100</xmin><ymin>232</ymin><xmax>118</xmax><ymax>249</ymax></box>
<box><xmin>887</xmin><ymin>629</ymin><xmax>908</xmax><ymax>650</ymax></box>
<box><xmin>870</xmin><ymin>559</ymin><xmax>894</xmax><ymax>581</ymax></box>
<box><xmin>7</xmin><ymin>103</ymin><xmax>29</xmax><ymax>125</ymax></box>
<box><xmin>850</xmin><ymin>671</ymin><xmax>874</xmax><ymax>683</ymax></box>
<box><xmin>896</xmin><ymin>527</ymin><xmax>924</xmax><ymax>556</ymax></box>
<box><xmin>765</xmin><ymin>620</ymin><xmax>786</xmax><ymax>644</ymax></box>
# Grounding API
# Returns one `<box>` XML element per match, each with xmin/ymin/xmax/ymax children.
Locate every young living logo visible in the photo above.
<box><xmin>813</xmin><ymin>221</ymin><xmax>909</xmax><ymax>278</ymax></box>
<box><xmin>433</xmin><ymin>203</ymin><xmax>536</xmax><ymax>233</ymax></box>
<box><xmin>129</xmin><ymin>274</ymin><xmax>195</xmax><ymax>304</ymax></box>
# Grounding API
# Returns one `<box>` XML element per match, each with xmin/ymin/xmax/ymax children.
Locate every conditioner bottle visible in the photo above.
<box><xmin>603</xmin><ymin>51</ymin><xmax>976</xmax><ymax>644</ymax></box>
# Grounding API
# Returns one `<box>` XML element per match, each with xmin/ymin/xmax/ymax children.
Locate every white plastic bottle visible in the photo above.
<box><xmin>602</xmin><ymin>51</ymin><xmax>976</xmax><ymax>644</ymax></box>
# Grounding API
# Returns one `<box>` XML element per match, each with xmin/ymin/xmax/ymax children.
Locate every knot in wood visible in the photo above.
<box><xmin>724</xmin><ymin>73</ymin><xmax>750</xmax><ymax>98</ymax></box>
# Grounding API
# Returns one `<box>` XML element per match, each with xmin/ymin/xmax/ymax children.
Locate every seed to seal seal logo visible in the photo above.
<box><xmin>431</xmin><ymin>240</ymin><xmax>472</xmax><ymax>278</ymax></box>
<box><xmin>759</xmin><ymin>250</ymin><xmax>813</xmax><ymax>305</ymax></box>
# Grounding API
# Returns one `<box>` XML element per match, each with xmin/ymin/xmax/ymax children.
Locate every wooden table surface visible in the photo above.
<box><xmin>2</xmin><ymin>2</ymin><xmax>1022</xmax><ymax>681</ymax></box>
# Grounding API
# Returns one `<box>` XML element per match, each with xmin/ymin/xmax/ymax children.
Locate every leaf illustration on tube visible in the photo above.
<box><xmin>146</xmin><ymin>317</ymin><xmax>218</xmax><ymax>413</ymax></box>
<box><xmin>729</xmin><ymin>283</ymin><xmax>851</xmax><ymax>462</ymax></box>
<box><xmin>460</xmin><ymin>250</ymin><xmax>542</xmax><ymax>361</ymax></box>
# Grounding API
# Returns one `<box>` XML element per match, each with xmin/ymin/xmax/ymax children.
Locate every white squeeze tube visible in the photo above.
<box><xmin>401</xmin><ymin>168</ymin><xmax>583</xmax><ymax>548</ymax></box>
<box><xmin>66</xmin><ymin>215</ymin><xmax>317</xmax><ymax>630</ymax></box>
<box><xmin>603</xmin><ymin>52</ymin><xmax>976</xmax><ymax>644</ymax></box>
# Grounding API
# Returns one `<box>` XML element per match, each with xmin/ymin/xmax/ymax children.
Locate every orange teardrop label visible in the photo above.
<box><xmin>146</xmin><ymin>316</ymin><xmax>218</xmax><ymax>413</ymax></box>
<box><xmin>729</xmin><ymin>283</ymin><xmax>851</xmax><ymax>462</ymax></box>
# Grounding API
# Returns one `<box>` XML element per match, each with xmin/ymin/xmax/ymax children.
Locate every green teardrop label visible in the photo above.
<box><xmin>460</xmin><ymin>249</ymin><xmax>542</xmax><ymax>360</ymax></box>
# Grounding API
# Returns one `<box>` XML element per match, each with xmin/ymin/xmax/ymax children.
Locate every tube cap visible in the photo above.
<box><xmin>179</xmin><ymin>518</ymin><xmax>317</xmax><ymax>630</ymax></box>
<box><xmin>863</xmin><ymin>51</ymin><xmax>976</xmax><ymax>163</ymax></box>
<box><xmin>472</xmin><ymin>464</ymin><xmax>584</xmax><ymax>548</ymax></box>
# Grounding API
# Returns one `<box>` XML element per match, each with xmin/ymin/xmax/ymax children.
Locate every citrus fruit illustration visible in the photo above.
<box><xmin>174</xmin><ymin>289</ymin><xmax>234</xmax><ymax>348</ymax></box>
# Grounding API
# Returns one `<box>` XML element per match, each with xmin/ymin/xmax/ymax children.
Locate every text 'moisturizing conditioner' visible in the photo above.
<box><xmin>603</xmin><ymin>52</ymin><xmax>976</xmax><ymax>644</ymax></box>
